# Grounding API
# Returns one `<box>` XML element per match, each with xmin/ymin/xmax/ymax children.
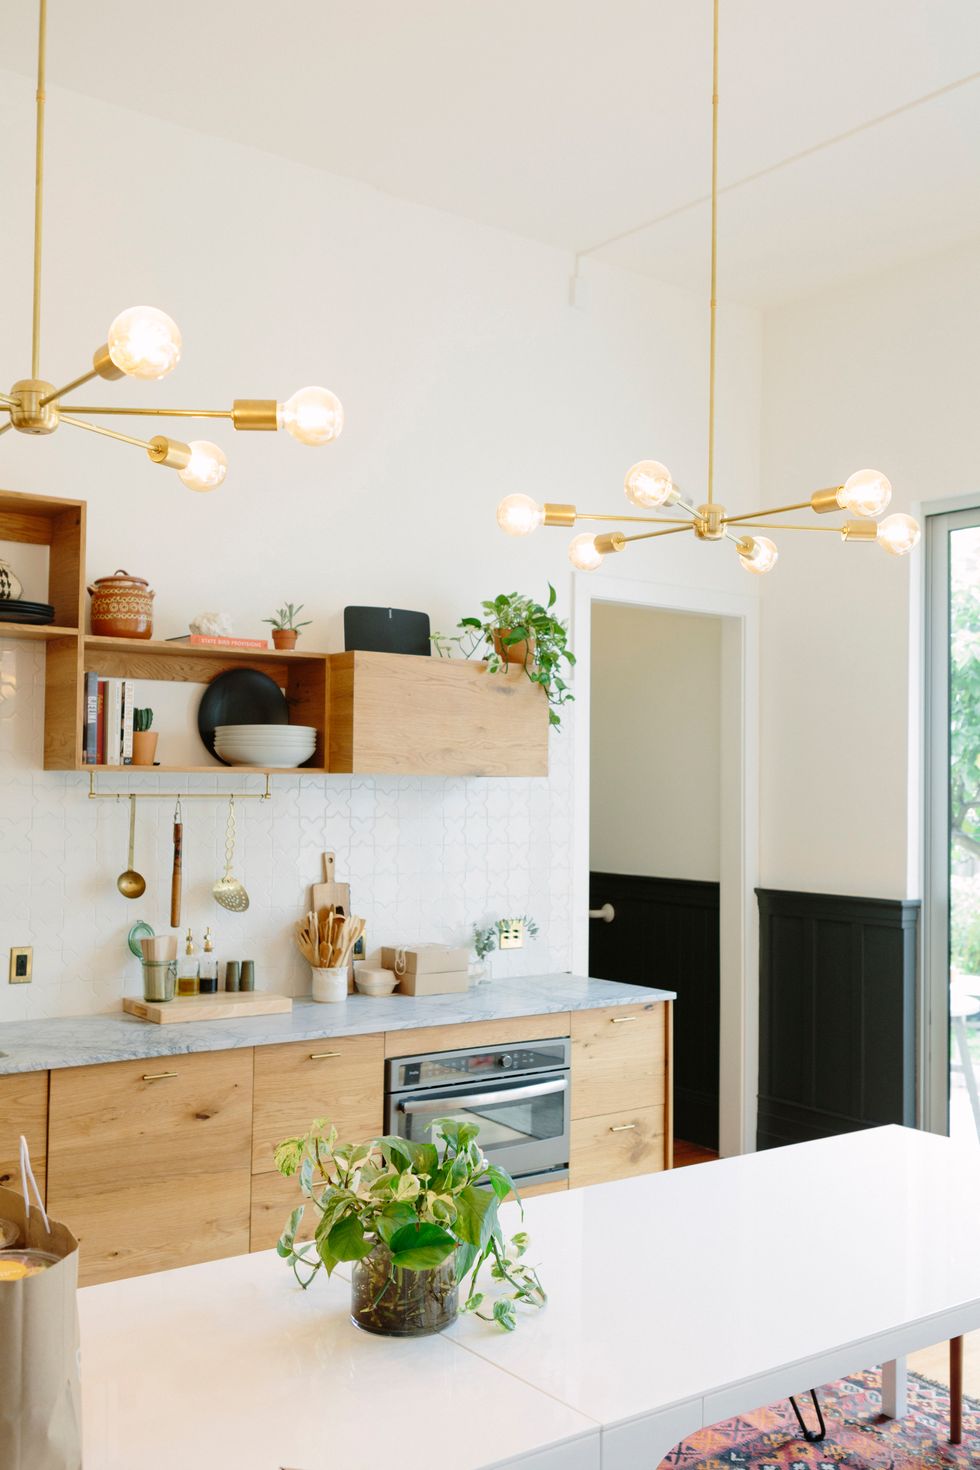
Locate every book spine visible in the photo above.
<box><xmin>83</xmin><ymin>672</ymin><xmax>98</xmax><ymax>764</ymax></box>
<box><xmin>96</xmin><ymin>680</ymin><xmax>106</xmax><ymax>765</ymax></box>
<box><xmin>121</xmin><ymin>678</ymin><xmax>135</xmax><ymax>765</ymax></box>
<box><xmin>105</xmin><ymin>680</ymin><xmax>121</xmax><ymax>766</ymax></box>
<box><xmin>187</xmin><ymin>635</ymin><xmax>269</xmax><ymax>649</ymax></box>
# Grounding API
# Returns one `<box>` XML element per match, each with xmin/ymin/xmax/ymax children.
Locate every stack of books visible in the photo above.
<box><xmin>82</xmin><ymin>675</ymin><xmax>136</xmax><ymax>766</ymax></box>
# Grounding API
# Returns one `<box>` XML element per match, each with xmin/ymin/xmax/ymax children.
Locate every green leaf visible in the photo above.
<box><xmin>276</xmin><ymin>1205</ymin><xmax>305</xmax><ymax>1257</ymax></box>
<box><xmin>547</xmin><ymin>583</ymin><xmax>557</xmax><ymax>608</ymax></box>
<box><xmin>453</xmin><ymin>1183</ymin><xmax>496</xmax><ymax>1249</ymax></box>
<box><xmin>389</xmin><ymin>1221</ymin><xmax>456</xmax><ymax>1270</ymax></box>
<box><xmin>375</xmin><ymin>1135</ymin><xmax>416</xmax><ymax>1173</ymax></box>
<box><xmin>377</xmin><ymin>1203</ymin><xmax>418</xmax><ymax>1245</ymax></box>
<box><xmin>459</xmin><ymin>617</ymin><xmax>482</xmax><ymax>629</ymax></box>
<box><xmin>455</xmin><ymin>1239</ymin><xmax>479</xmax><ymax>1284</ymax></box>
<box><xmin>493</xmin><ymin>1299</ymin><xmax>517</xmax><ymax>1331</ymax></box>
<box><xmin>485</xmin><ymin>1162</ymin><xmax>520</xmax><ymax>1204</ymax></box>
<box><xmin>327</xmin><ymin>1213</ymin><xmax>375</xmax><ymax>1263</ymax></box>
<box><xmin>274</xmin><ymin>1137</ymin><xmax>304</xmax><ymax>1177</ymax></box>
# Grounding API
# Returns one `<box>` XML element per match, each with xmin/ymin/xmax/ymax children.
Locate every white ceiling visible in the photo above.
<box><xmin>3</xmin><ymin>0</ymin><xmax>979</xmax><ymax>306</ymax></box>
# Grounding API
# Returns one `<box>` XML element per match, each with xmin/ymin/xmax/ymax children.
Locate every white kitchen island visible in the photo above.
<box><xmin>79</xmin><ymin>1127</ymin><xmax>980</xmax><ymax>1469</ymax></box>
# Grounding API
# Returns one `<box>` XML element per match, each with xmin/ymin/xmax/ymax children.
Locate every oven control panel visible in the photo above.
<box><xmin>386</xmin><ymin>1037</ymin><xmax>570</xmax><ymax>1093</ymax></box>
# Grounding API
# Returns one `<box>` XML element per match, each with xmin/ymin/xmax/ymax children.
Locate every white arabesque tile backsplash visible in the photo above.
<box><xmin>0</xmin><ymin>639</ymin><xmax>573</xmax><ymax>1021</ymax></box>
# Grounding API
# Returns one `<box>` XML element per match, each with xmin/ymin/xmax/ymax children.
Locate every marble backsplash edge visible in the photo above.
<box><xmin>0</xmin><ymin>639</ymin><xmax>574</xmax><ymax>1021</ymax></box>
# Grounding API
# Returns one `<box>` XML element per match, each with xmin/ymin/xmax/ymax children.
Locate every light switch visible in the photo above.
<box><xmin>9</xmin><ymin>947</ymin><xmax>32</xmax><ymax>983</ymax></box>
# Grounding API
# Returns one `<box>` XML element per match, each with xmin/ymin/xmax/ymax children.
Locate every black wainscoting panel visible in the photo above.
<box><xmin>757</xmin><ymin>888</ymin><xmax>919</xmax><ymax>1151</ymax></box>
<box><xmin>589</xmin><ymin>871</ymin><xmax>720</xmax><ymax>1149</ymax></box>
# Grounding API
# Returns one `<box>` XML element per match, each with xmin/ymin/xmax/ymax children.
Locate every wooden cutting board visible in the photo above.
<box><xmin>311</xmin><ymin>851</ymin><xmax>354</xmax><ymax>991</ymax></box>
<box><xmin>123</xmin><ymin>992</ymin><xmax>293</xmax><ymax>1024</ymax></box>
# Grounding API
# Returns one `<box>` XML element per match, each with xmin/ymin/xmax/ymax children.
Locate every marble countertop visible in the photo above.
<box><xmin>0</xmin><ymin>973</ymin><xmax>674</xmax><ymax>1075</ymax></box>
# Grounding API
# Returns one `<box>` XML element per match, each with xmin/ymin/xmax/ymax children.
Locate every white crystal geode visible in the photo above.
<box><xmin>189</xmin><ymin>610</ymin><xmax>235</xmax><ymax>637</ymax></box>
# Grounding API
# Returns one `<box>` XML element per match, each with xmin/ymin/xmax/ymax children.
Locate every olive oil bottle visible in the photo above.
<box><xmin>176</xmin><ymin>928</ymin><xmax>200</xmax><ymax>997</ymax></box>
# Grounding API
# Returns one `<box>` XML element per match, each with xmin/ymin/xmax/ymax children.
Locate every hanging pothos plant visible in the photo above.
<box><xmin>432</xmin><ymin>584</ymin><xmax>574</xmax><ymax>728</ymax></box>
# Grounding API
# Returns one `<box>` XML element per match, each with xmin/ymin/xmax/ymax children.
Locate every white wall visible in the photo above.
<box><xmin>590</xmin><ymin>604</ymin><xmax>721</xmax><ymax>881</ymax></box>
<box><xmin>759</xmin><ymin>238</ymin><xmax>980</xmax><ymax>899</ymax></box>
<box><xmin>0</xmin><ymin>71</ymin><xmax>763</xmax><ymax>1018</ymax></box>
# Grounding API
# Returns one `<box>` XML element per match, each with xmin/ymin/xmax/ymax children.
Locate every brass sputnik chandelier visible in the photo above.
<box><xmin>1</xmin><ymin>0</ymin><xmax>343</xmax><ymax>491</ymax></box>
<box><xmin>497</xmin><ymin>0</ymin><xmax>920</xmax><ymax>574</ymax></box>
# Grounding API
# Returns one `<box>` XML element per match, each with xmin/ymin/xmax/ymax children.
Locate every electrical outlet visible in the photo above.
<box><xmin>9</xmin><ymin>947</ymin><xmax>32</xmax><ymax>983</ymax></box>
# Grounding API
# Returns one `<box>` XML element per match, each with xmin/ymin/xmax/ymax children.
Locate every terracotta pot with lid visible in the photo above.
<box><xmin>88</xmin><ymin>569</ymin><xmax>155</xmax><ymax>639</ymax></box>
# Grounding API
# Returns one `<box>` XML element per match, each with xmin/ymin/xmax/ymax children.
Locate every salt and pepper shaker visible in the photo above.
<box><xmin>240</xmin><ymin>960</ymin><xmax>255</xmax><ymax>992</ymax></box>
<box><xmin>224</xmin><ymin>960</ymin><xmax>241</xmax><ymax>993</ymax></box>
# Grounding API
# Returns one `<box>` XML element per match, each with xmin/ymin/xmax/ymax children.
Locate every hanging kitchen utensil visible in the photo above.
<box><xmin>170</xmin><ymin>797</ymin><xmax>183</xmax><ymax>928</ymax></box>
<box><xmin>116</xmin><ymin>795</ymin><xmax>146</xmax><ymax>899</ymax></box>
<box><xmin>212</xmin><ymin>795</ymin><xmax>249</xmax><ymax>912</ymax></box>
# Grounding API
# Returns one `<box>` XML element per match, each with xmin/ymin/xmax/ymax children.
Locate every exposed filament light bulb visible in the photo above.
<box><xmin>838</xmin><ymin>468</ymin><xmax>892</xmax><ymax>518</ymax></box>
<box><xmin>497</xmin><ymin>494</ymin><xmax>544</xmax><ymax>536</ymax></box>
<box><xmin>568</xmin><ymin>533</ymin><xmax>604</xmax><ymax>571</ymax></box>
<box><xmin>737</xmin><ymin>535</ymin><xmax>779</xmax><ymax>575</ymax></box>
<box><xmin>278</xmin><ymin>386</ymin><xmax>344</xmax><ymax>445</ymax></box>
<box><xmin>624</xmin><ymin>460</ymin><xmax>677</xmax><ymax>508</ymax></box>
<box><xmin>876</xmin><ymin>513</ymin><xmax>920</xmax><ymax>557</ymax></box>
<box><xmin>178</xmin><ymin>440</ymin><xmax>228</xmax><ymax>492</ymax></box>
<box><xmin>107</xmin><ymin>305</ymin><xmax>182</xmax><ymax>379</ymax></box>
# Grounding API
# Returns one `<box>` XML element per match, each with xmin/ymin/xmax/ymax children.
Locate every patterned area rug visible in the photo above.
<box><xmin>658</xmin><ymin>1369</ymin><xmax>978</xmax><ymax>1468</ymax></box>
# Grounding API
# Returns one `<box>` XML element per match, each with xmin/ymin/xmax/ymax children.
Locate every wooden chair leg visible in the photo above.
<box><xmin>950</xmin><ymin>1336</ymin><xmax>963</xmax><ymax>1445</ymax></box>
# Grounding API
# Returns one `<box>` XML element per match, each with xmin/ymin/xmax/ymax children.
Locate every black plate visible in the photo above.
<box><xmin>0</xmin><ymin>606</ymin><xmax>54</xmax><ymax>625</ymax></box>
<box><xmin>0</xmin><ymin>599</ymin><xmax>54</xmax><ymax>613</ymax></box>
<box><xmin>198</xmin><ymin>668</ymin><xmax>288</xmax><ymax>763</ymax></box>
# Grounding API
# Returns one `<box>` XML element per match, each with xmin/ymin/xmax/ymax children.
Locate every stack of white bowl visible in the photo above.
<box><xmin>214</xmin><ymin>724</ymin><xmax>317</xmax><ymax>768</ymax></box>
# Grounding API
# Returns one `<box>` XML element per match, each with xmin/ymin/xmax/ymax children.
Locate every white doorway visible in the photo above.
<box><xmin>571</xmin><ymin>572</ymin><xmax>759</xmax><ymax>1158</ymax></box>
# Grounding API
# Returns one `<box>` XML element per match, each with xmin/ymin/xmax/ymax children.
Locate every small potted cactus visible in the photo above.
<box><xmin>264</xmin><ymin>602</ymin><xmax>312</xmax><ymax>651</ymax></box>
<box><xmin>131</xmin><ymin>707</ymin><xmax>158</xmax><ymax>766</ymax></box>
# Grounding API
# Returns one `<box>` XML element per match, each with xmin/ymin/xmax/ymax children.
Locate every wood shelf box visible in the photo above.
<box><xmin>81</xmin><ymin>636</ymin><xmax>330</xmax><ymax>773</ymax></box>
<box><xmin>0</xmin><ymin>488</ymin><xmax>86</xmax><ymax>770</ymax></box>
<box><xmin>328</xmin><ymin>651</ymin><xmax>550</xmax><ymax>777</ymax></box>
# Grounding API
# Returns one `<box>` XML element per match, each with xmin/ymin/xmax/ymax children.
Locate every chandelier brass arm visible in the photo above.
<box><xmin>4</xmin><ymin>0</ymin><xmax>345</xmax><ymax>489</ymax></box>
<box><xmin>495</xmin><ymin>0</ymin><xmax>921</xmax><ymax>575</ymax></box>
<box><xmin>61</xmin><ymin>406</ymin><xmax>234</xmax><ymax>419</ymax></box>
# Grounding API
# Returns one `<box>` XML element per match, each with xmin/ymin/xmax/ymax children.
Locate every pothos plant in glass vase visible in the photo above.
<box><xmin>275</xmin><ymin>1118</ymin><xmax>545</xmax><ymax>1338</ymax></box>
<box><xmin>432</xmin><ymin>585</ymin><xmax>574</xmax><ymax>728</ymax></box>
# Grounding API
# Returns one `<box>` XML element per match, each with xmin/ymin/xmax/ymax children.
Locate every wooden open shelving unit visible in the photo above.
<box><xmin>0</xmin><ymin>487</ymin><xmax>549</xmax><ymax>779</ymax></box>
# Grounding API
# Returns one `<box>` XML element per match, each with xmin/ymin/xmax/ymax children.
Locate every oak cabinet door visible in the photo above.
<box><xmin>47</xmin><ymin>1050</ymin><xmax>252</xmax><ymax>1285</ymax></box>
<box><xmin>0</xmin><ymin>1072</ymin><xmax>48</xmax><ymax>1198</ymax></box>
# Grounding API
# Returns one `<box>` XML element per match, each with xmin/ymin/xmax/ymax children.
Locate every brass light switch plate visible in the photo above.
<box><xmin>9</xmin><ymin>947</ymin><xmax>32</xmax><ymax>983</ymax></box>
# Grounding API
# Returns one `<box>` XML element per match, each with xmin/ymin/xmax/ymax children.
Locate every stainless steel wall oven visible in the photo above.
<box><xmin>384</xmin><ymin>1037</ymin><xmax>570</xmax><ymax>1189</ymax></box>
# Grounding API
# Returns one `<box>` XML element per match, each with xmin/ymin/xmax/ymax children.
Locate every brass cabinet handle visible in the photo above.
<box><xmin>309</xmin><ymin>1051</ymin><xmax>342</xmax><ymax>1060</ymax></box>
<box><xmin>610</xmin><ymin>1015</ymin><xmax>639</xmax><ymax>1024</ymax></box>
<box><xmin>142</xmin><ymin>1071</ymin><xmax>178</xmax><ymax>1081</ymax></box>
<box><xmin>609</xmin><ymin>1122</ymin><xmax>638</xmax><ymax>1132</ymax></box>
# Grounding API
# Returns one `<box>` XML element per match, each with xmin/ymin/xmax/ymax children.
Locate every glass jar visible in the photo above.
<box><xmin>350</xmin><ymin>1242</ymin><xmax>458</xmax><ymax>1337</ymax></box>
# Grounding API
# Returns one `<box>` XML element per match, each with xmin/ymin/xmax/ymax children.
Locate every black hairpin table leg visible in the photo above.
<box><xmin>789</xmin><ymin>1389</ymin><xmax>827</xmax><ymax>1443</ymax></box>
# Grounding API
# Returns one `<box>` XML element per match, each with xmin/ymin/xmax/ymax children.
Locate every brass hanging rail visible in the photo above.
<box><xmin>88</xmin><ymin>772</ymin><xmax>272</xmax><ymax>801</ymax></box>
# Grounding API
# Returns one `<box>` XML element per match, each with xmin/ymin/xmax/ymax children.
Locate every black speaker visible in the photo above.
<box><xmin>343</xmin><ymin>606</ymin><xmax>431</xmax><ymax>656</ymax></box>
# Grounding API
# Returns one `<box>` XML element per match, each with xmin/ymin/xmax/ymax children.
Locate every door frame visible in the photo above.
<box><xmin>571</xmin><ymin>571</ymin><xmax>760</xmax><ymax>1157</ymax></box>
<box><xmin>920</xmin><ymin>497</ymin><xmax>980</xmax><ymax>1135</ymax></box>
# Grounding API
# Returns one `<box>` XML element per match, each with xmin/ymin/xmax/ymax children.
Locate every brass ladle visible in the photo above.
<box><xmin>117</xmin><ymin>795</ymin><xmax>146</xmax><ymax>900</ymax></box>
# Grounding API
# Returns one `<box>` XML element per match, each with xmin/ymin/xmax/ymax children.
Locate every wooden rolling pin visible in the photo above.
<box><xmin>170</xmin><ymin>800</ymin><xmax>182</xmax><ymax>928</ymax></box>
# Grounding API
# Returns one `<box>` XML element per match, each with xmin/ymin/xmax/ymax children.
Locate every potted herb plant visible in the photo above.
<box><xmin>275</xmin><ymin>1118</ymin><xmax>545</xmax><ymax>1338</ymax></box>
<box><xmin>131</xmin><ymin>708</ymin><xmax>157</xmax><ymax>766</ymax></box>
<box><xmin>264</xmin><ymin>602</ymin><xmax>312</xmax><ymax>651</ymax></box>
<box><xmin>471</xmin><ymin>922</ymin><xmax>497</xmax><ymax>985</ymax></box>
<box><xmin>432</xmin><ymin>585</ymin><xmax>574</xmax><ymax>728</ymax></box>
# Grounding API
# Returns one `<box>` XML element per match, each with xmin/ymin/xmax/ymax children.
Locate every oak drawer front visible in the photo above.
<box><xmin>570</xmin><ymin>1003</ymin><xmax>666</xmax><ymax>1120</ymax></box>
<box><xmin>47</xmin><ymin>1049</ymin><xmax>253</xmax><ymax>1191</ymax></box>
<box><xmin>62</xmin><ymin>1172</ymin><xmax>251</xmax><ymax>1286</ymax></box>
<box><xmin>0</xmin><ymin>1072</ymin><xmax>48</xmax><ymax>1199</ymax></box>
<box><xmin>569</xmin><ymin>1106</ymin><xmax>665</xmax><ymax>1189</ymax></box>
<box><xmin>384</xmin><ymin>1013</ymin><xmax>571</xmax><ymax>1059</ymax></box>
<box><xmin>251</xmin><ymin>1033</ymin><xmax>383</xmax><ymax>1175</ymax></box>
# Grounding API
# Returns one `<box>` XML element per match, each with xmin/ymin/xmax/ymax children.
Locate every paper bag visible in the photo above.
<box><xmin>0</xmin><ymin>1140</ymin><xmax>81</xmax><ymax>1470</ymax></box>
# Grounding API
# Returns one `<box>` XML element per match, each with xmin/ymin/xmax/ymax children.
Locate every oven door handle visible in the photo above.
<box><xmin>398</xmin><ymin>1077</ymin><xmax>568</xmax><ymax>1113</ymax></box>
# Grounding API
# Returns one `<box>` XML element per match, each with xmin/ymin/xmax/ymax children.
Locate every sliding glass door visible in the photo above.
<box><xmin>926</xmin><ymin>505</ymin><xmax>980</xmax><ymax>1145</ymax></box>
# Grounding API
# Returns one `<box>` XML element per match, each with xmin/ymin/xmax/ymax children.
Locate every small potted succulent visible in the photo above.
<box><xmin>275</xmin><ymin>1117</ymin><xmax>545</xmax><ymax>1338</ymax></box>
<box><xmin>432</xmin><ymin>586</ymin><xmax>574</xmax><ymax>728</ymax></box>
<box><xmin>131</xmin><ymin>708</ymin><xmax>157</xmax><ymax>766</ymax></box>
<box><xmin>264</xmin><ymin>602</ymin><xmax>312</xmax><ymax>651</ymax></box>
